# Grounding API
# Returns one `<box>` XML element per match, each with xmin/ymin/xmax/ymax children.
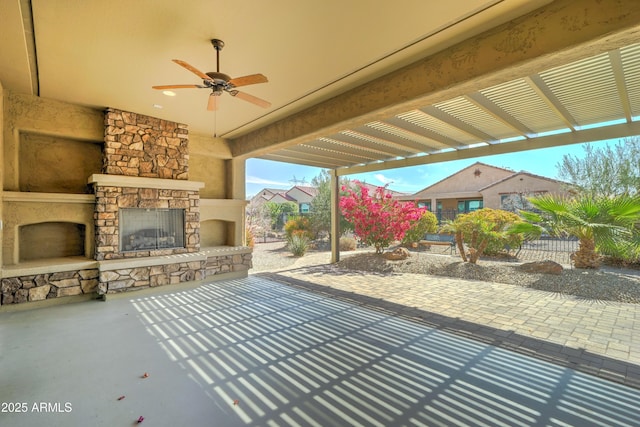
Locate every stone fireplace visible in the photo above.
<box><xmin>1</xmin><ymin>95</ymin><xmax>251</xmax><ymax>307</ymax></box>
<box><xmin>91</xmin><ymin>109</ymin><xmax>201</xmax><ymax>260</ymax></box>
<box><xmin>88</xmin><ymin>108</ymin><xmax>249</xmax><ymax>294</ymax></box>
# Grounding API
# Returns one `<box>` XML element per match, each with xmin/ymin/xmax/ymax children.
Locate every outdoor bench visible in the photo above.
<box><xmin>418</xmin><ymin>233</ymin><xmax>456</xmax><ymax>254</ymax></box>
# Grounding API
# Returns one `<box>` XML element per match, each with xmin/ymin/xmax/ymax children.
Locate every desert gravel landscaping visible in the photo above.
<box><xmin>252</xmin><ymin>242</ymin><xmax>640</xmax><ymax>304</ymax></box>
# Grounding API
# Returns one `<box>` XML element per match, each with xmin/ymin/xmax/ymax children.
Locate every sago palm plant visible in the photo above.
<box><xmin>509</xmin><ymin>194</ymin><xmax>640</xmax><ymax>269</ymax></box>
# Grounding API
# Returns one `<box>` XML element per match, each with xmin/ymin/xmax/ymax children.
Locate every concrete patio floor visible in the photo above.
<box><xmin>1</xmin><ymin>275</ymin><xmax>639</xmax><ymax>426</ymax></box>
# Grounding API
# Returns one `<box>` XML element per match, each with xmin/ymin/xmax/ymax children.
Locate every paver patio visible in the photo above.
<box><xmin>260</xmin><ymin>253</ymin><xmax>640</xmax><ymax>390</ymax></box>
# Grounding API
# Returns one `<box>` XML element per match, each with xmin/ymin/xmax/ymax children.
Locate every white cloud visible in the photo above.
<box><xmin>245</xmin><ymin>176</ymin><xmax>290</xmax><ymax>187</ymax></box>
<box><xmin>374</xmin><ymin>174</ymin><xmax>395</xmax><ymax>185</ymax></box>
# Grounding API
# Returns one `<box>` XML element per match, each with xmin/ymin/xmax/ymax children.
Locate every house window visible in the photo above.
<box><xmin>300</xmin><ymin>203</ymin><xmax>310</xmax><ymax>213</ymax></box>
<box><xmin>418</xmin><ymin>201</ymin><xmax>431</xmax><ymax>210</ymax></box>
<box><xmin>458</xmin><ymin>200</ymin><xmax>483</xmax><ymax>213</ymax></box>
<box><xmin>120</xmin><ymin>208</ymin><xmax>185</xmax><ymax>252</ymax></box>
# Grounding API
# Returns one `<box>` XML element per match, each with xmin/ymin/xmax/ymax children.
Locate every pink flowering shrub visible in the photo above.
<box><xmin>339</xmin><ymin>182</ymin><xmax>426</xmax><ymax>253</ymax></box>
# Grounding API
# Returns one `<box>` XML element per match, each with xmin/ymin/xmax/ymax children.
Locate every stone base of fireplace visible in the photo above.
<box><xmin>0</xmin><ymin>246</ymin><xmax>252</xmax><ymax>305</ymax></box>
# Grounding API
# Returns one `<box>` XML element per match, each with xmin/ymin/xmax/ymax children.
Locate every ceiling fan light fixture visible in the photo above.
<box><xmin>162</xmin><ymin>90</ymin><xmax>176</xmax><ymax>97</ymax></box>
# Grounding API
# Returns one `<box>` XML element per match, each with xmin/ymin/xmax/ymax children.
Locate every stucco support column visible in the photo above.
<box><xmin>330</xmin><ymin>169</ymin><xmax>340</xmax><ymax>263</ymax></box>
<box><xmin>0</xmin><ymin>81</ymin><xmax>4</xmax><ymax>271</ymax></box>
<box><xmin>226</xmin><ymin>157</ymin><xmax>246</xmax><ymax>246</ymax></box>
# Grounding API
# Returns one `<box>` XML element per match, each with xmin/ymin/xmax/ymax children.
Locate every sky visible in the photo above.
<box><xmin>245</xmin><ymin>138</ymin><xmax>621</xmax><ymax>197</ymax></box>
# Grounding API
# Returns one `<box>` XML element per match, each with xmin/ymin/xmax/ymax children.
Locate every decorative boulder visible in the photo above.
<box><xmin>518</xmin><ymin>260</ymin><xmax>563</xmax><ymax>275</ymax></box>
<box><xmin>384</xmin><ymin>247</ymin><xmax>410</xmax><ymax>261</ymax></box>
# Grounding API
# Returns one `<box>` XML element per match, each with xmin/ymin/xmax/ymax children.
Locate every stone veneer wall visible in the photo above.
<box><xmin>104</xmin><ymin>108</ymin><xmax>188</xmax><ymax>179</ymax></box>
<box><xmin>1</xmin><ymin>269</ymin><xmax>99</xmax><ymax>304</ymax></box>
<box><xmin>98</xmin><ymin>251</ymin><xmax>252</xmax><ymax>294</ymax></box>
<box><xmin>94</xmin><ymin>186</ymin><xmax>200</xmax><ymax>261</ymax></box>
<box><xmin>204</xmin><ymin>252</ymin><xmax>252</xmax><ymax>277</ymax></box>
<box><xmin>1</xmin><ymin>249</ymin><xmax>253</xmax><ymax>302</ymax></box>
<box><xmin>100</xmin><ymin>261</ymin><xmax>204</xmax><ymax>293</ymax></box>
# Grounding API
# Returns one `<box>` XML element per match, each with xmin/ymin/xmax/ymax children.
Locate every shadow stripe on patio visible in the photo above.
<box><xmin>130</xmin><ymin>276</ymin><xmax>640</xmax><ymax>426</ymax></box>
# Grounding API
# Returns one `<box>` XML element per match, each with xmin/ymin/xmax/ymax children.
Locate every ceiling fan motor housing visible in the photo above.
<box><xmin>206</xmin><ymin>72</ymin><xmax>232</xmax><ymax>84</ymax></box>
<box><xmin>211</xmin><ymin>39</ymin><xmax>225</xmax><ymax>51</ymax></box>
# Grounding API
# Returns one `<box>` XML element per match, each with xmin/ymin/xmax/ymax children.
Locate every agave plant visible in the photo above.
<box><xmin>509</xmin><ymin>193</ymin><xmax>640</xmax><ymax>269</ymax></box>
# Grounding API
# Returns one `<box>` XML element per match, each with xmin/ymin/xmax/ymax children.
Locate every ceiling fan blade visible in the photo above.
<box><xmin>231</xmin><ymin>91</ymin><xmax>271</xmax><ymax>108</ymax></box>
<box><xmin>207</xmin><ymin>93</ymin><xmax>219</xmax><ymax>111</ymax></box>
<box><xmin>228</xmin><ymin>74</ymin><xmax>268</xmax><ymax>88</ymax></box>
<box><xmin>172</xmin><ymin>59</ymin><xmax>212</xmax><ymax>81</ymax></box>
<box><xmin>152</xmin><ymin>84</ymin><xmax>202</xmax><ymax>90</ymax></box>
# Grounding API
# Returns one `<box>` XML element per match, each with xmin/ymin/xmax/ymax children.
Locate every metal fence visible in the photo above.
<box><xmin>514</xmin><ymin>236</ymin><xmax>578</xmax><ymax>266</ymax></box>
<box><xmin>417</xmin><ymin>235</ymin><xmax>578</xmax><ymax>267</ymax></box>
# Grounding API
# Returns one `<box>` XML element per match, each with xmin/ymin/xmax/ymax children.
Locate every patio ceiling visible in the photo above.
<box><xmin>254</xmin><ymin>41</ymin><xmax>640</xmax><ymax>175</ymax></box>
<box><xmin>2</xmin><ymin>0</ymin><xmax>639</xmax><ymax>178</ymax></box>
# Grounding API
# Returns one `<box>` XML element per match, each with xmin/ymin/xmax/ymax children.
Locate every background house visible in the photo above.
<box><xmin>251</xmin><ymin>186</ymin><xmax>319</xmax><ymax>214</ymax></box>
<box><xmin>401</xmin><ymin>162</ymin><xmax>568</xmax><ymax>221</ymax></box>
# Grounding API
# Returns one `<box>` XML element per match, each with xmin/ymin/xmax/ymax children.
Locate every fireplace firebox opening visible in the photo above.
<box><xmin>120</xmin><ymin>208</ymin><xmax>185</xmax><ymax>252</ymax></box>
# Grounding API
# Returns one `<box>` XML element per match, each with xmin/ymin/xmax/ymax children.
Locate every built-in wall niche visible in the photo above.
<box><xmin>120</xmin><ymin>208</ymin><xmax>185</xmax><ymax>252</ymax></box>
<box><xmin>200</xmin><ymin>219</ymin><xmax>234</xmax><ymax>247</ymax></box>
<box><xmin>19</xmin><ymin>222</ymin><xmax>86</xmax><ymax>261</ymax></box>
<box><xmin>19</xmin><ymin>133</ymin><xmax>102</xmax><ymax>194</ymax></box>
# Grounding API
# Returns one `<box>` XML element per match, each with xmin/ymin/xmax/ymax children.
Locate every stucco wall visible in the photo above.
<box><xmin>2</xmin><ymin>92</ymin><xmax>101</xmax><ymax>267</ymax></box>
<box><xmin>189</xmin><ymin>133</ymin><xmax>230</xmax><ymax>199</ymax></box>
<box><xmin>286</xmin><ymin>187</ymin><xmax>314</xmax><ymax>204</ymax></box>
<box><xmin>189</xmin><ymin>155</ymin><xmax>226</xmax><ymax>199</ymax></box>
<box><xmin>19</xmin><ymin>133</ymin><xmax>102</xmax><ymax>193</ymax></box>
<box><xmin>2</xmin><ymin>196</ymin><xmax>95</xmax><ymax>265</ymax></box>
<box><xmin>481</xmin><ymin>173</ymin><xmax>566</xmax><ymax>209</ymax></box>
<box><xmin>3</xmin><ymin>92</ymin><xmax>104</xmax><ymax>191</ymax></box>
<box><xmin>413</xmin><ymin>163</ymin><xmax>513</xmax><ymax>197</ymax></box>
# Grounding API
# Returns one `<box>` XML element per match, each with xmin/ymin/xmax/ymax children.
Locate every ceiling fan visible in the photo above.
<box><xmin>152</xmin><ymin>39</ymin><xmax>270</xmax><ymax>111</ymax></box>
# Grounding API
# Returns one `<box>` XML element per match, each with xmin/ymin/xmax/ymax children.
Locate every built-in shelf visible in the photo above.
<box><xmin>2</xmin><ymin>191</ymin><xmax>95</xmax><ymax>204</ymax></box>
<box><xmin>1</xmin><ymin>257</ymin><xmax>98</xmax><ymax>278</ymax></box>
<box><xmin>200</xmin><ymin>199</ymin><xmax>248</xmax><ymax>208</ymax></box>
<box><xmin>88</xmin><ymin>174</ymin><xmax>205</xmax><ymax>191</ymax></box>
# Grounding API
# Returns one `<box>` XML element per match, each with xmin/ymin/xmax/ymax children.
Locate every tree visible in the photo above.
<box><xmin>264</xmin><ymin>201</ymin><xmax>298</xmax><ymax>230</ymax></box>
<box><xmin>309</xmin><ymin>170</ymin><xmax>352</xmax><ymax>238</ymax></box>
<box><xmin>556</xmin><ymin>137</ymin><xmax>640</xmax><ymax>197</ymax></box>
<box><xmin>442</xmin><ymin>208</ymin><xmax>524</xmax><ymax>264</ymax></box>
<box><xmin>245</xmin><ymin>197</ymin><xmax>271</xmax><ymax>242</ymax></box>
<box><xmin>401</xmin><ymin>210</ymin><xmax>438</xmax><ymax>246</ymax></box>
<box><xmin>509</xmin><ymin>193</ymin><xmax>640</xmax><ymax>269</ymax></box>
<box><xmin>339</xmin><ymin>181</ymin><xmax>425</xmax><ymax>254</ymax></box>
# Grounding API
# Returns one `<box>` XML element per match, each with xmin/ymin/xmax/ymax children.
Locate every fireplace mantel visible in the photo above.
<box><xmin>88</xmin><ymin>174</ymin><xmax>204</xmax><ymax>191</ymax></box>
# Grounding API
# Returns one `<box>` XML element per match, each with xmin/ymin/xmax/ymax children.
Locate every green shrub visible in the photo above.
<box><xmin>459</xmin><ymin>209</ymin><xmax>524</xmax><ymax>255</ymax></box>
<box><xmin>284</xmin><ymin>216</ymin><xmax>314</xmax><ymax>240</ymax></box>
<box><xmin>600</xmin><ymin>240</ymin><xmax>640</xmax><ymax>266</ymax></box>
<box><xmin>444</xmin><ymin>208</ymin><xmax>524</xmax><ymax>263</ymax></box>
<box><xmin>287</xmin><ymin>232</ymin><xmax>310</xmax><ymax>257</ymax></box>
<box><xmin>339</xmin><ymin>236</ymin><xmax>357</xmax><ymax>251</ymax></box>
<box><xmin>401</xmin><ymin>210</ymin><xmax>438</xmax><ymax>245</ymax></box>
